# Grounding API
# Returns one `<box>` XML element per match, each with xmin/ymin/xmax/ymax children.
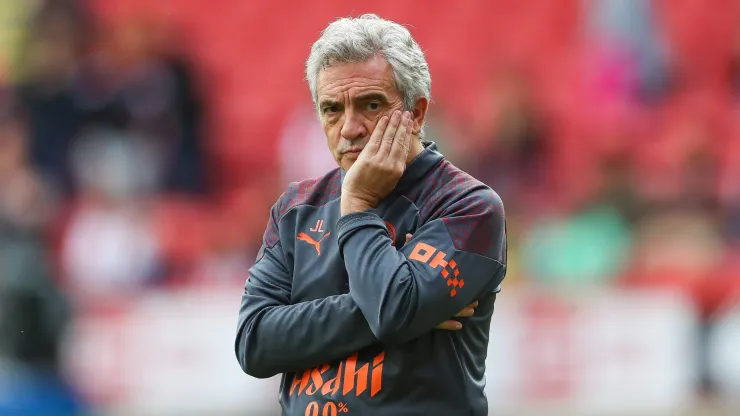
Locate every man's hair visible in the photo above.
<box><xmin>305</xmin><ymin>14</ymin><xmax>431</xmax><ymax>121</ymax></box>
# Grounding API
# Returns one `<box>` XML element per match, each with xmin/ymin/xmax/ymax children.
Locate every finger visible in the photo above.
<box><xmin>389</xmin><ymin>111</ymin><xmax>413</xmax><ymax>162</ymax></box>
<box><xmin>378</xmin><ymin>110</ymin><xmax>402</xmax><ymax>156</ymax></box>
<box><xmin>435</xmin><ymin>320</ymin><xmax>462</xmax><ymax>331</ymax></box>
<box><xmin>405</xmin><ymin>233</ymin><xmax>413</xmax><ymax>244</ymax></box>
<box><xmin>453</xmin><ymin>307</ymin><xmax>475</xmax><ymax>318</ymax></box>
<box><xmin>467</xmin><ymin>301</ymin><xmax>479</xmax><ymax>308</ymax></box>
<box><xmin>365</xmin><ymin>115</ymin><xmax>389</xmax><ymax>155</ymax></box>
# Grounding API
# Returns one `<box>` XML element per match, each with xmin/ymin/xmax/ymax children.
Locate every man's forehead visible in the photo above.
<box><xmin>316</xmin><ymin>56</ymin><xmax>397</xmax><ymax>98</ymax></box>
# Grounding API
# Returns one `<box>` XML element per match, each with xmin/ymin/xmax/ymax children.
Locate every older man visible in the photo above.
<box><xmin>236</xmin><ymin>14</ymin><xmax>506</xmax><ymax>415</ymax></box>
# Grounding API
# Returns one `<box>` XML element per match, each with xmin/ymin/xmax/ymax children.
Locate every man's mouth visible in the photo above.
<box><xmin>343</xmin><ymin>148</ymin><xmax>363</xmax><ymax>158</ymax></box>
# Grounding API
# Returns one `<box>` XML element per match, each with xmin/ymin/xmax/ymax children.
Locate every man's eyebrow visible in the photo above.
<box><xmin>354</xmin><ymin>92</ymin><xmax>389</xmax><ymax>102</ymax></box>
<box><xmin>318</xmin><ymin>98</ymin><xmax>339</xmax><ymax>108</ymax></box>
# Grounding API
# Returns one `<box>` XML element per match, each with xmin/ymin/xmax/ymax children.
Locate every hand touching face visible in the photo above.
<box><xmin>340</xmin><ymin>110</ymin><xmax>413</xmax><ymax>214</ymax></box>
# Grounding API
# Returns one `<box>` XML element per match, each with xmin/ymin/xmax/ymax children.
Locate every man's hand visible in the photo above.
<box><xmin>436</xmin><ymin>301</ymin><xmax>478</xmax><ymax>330</ymax></box>
<box><xmin>402</xmin><ymin>233</ymin><xmax>477</xmax><ymax>331</ymax></box>
<box><xmin>341</xmin><ymin>110</ymin><xmax>414</xmax><ymax>215</ymax></box>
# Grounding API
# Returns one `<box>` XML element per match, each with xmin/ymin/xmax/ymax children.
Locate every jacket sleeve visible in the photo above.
<box><xmin>336</xmin><ymin>187</ymin><xmax>507</xmax><ymax>345</ymax></box>
<box><xmin>235</xmin><ymin>199</ymin><xmax>377</xmax><ymax>379</ymax></box>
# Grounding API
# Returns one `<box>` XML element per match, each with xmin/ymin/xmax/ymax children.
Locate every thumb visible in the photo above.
<box><xmin>405</xmin><ymin>233</ymin><xmax>413</xmax><ymax>244</ymax></box>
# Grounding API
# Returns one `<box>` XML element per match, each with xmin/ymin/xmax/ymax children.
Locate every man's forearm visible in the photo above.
<box><xmin>236</xmin><ymin>292</ymin><xmax>377</xmax><ymax>378</ymax></box>
<box><xmin>337</xmin><ymin>211</ymin><xmax>505</xmax><ymax>344</ymax></box>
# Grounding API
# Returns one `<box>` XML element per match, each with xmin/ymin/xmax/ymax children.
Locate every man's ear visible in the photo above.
<box><xmin>411</xmin><ymin>97</ymin><xmax>429</xmax><ymax>136</ymax></box>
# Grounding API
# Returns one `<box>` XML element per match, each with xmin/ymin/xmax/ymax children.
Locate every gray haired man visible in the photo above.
<box><xmin>236</xmin><ymin>14</ymin><xmax>506</xmax><ymax>415</ymax></box>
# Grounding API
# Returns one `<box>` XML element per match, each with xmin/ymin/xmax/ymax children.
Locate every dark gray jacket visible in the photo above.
<box><xmin>236</xmin><ymin>142</ymin><xmax>506</xmax><ymax>415</ymax></box>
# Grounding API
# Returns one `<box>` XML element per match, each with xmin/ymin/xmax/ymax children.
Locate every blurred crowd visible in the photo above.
<box><xmin>0</xmin><ymin>0</ymin><xmax>739</xmax><ymax>413</ymax></box>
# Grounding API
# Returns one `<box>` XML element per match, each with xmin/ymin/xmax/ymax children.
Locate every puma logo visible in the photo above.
<box><xmin>297</xmin><ymin>232</ymin><xmax>332</xmax><ymax>256</ymax></box>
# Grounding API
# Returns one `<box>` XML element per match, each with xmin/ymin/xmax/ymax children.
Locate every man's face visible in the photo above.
<box><xmin>316</xmin><ymin>55</ymin><xmax>405</xmax><ymax>171</ymax></box>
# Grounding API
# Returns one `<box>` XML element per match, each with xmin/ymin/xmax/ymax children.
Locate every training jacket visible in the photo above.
<box><xmin>236</xmin><ymin>141</ymin><xmax>507</xmax><ymax>416</ymax></box>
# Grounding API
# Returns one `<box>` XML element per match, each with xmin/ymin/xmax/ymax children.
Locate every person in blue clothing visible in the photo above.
<box><xmin>0</xmin><ymin>239</ymin><xmax>86</xmax><ymax>416</ymax></box>
<box><xmin>236</xmin><ymin>14</ymin><xmax>507</xmax><ymax>415</ymax></box>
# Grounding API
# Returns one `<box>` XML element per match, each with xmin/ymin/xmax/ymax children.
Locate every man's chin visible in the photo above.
<box><xmin>341</xmin><ymin>157</ymin><xmax>358</xmax><ymax>171</ymax></box>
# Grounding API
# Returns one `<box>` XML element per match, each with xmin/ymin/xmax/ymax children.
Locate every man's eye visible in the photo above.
<box><xmin>366</xmin><ymin>102</ymin><xmax>381</xmax><ymax>111</ymax></box>
<box><xmin>323</xmin><ymin>105</ymin><xmax>339</xmax><ymax>114</ymax></box>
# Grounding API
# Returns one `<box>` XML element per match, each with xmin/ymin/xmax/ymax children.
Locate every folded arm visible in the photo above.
<box><xmin>337</xmin><ymin>188</ymin><xmax>507</xmax><ymax>344</ymax></box>
<box><xmin>235</xmin><ymin>204</ymin><xmax>377</xmax><ymax>379</ymax></box>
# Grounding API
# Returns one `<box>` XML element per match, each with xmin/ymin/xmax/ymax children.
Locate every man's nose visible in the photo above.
<box><xmin>340</xmin><ymin>109</ymin><xmax>368</xmax><ymax>141</ymax></box>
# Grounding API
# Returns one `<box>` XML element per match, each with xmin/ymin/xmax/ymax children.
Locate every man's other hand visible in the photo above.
<box><xmin>436</xmin><ymin>301</ymin><xmax>478</xmax><ymax>330</ymax></box>
<box><xmin>403</xmin><ymin>233</ymin><xmax>477</xmax><ymax>331</ymax></box>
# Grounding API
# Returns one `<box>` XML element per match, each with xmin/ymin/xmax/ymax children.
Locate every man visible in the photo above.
<box><xmin>236</xmin><ymin>14</ymin><xmax>506</xmax><ymax>415</ymax></box>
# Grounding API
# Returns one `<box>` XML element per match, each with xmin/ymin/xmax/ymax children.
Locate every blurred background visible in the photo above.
<box><xmin>0</xmin><ymin>0</ymin><xmax>740</xmax><ymax>414</ymax></box>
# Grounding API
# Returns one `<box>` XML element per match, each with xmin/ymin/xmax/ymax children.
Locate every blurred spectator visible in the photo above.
<box><xmin>0</xmin><ymin>237</ymin><xmax>83</xmax><ymax>415</ymax></box>
<box><xmin>18</xmin><ymin>0</ymin><xmax>91</xmax><ymax>195</ymax></box>
<box><xmin>628</xmin><ymin>111</ymin><xmax>726</xmax><ymax>307</ymax></box>
<box><xmin>60</xmin><ymin>129</ymin><xmax>163</xmax><ymax>298</ymax></box>
<box><xmin>467</xmin><ymin>68</ymin><xmax>549</xmax><ymax>214</ymax></box>
<box><xmin>520</xmin><ymin>136</ymin><xmax>635</xmax><ymax>287</ymax></box>
<box><xmin>583</xmin><ymin>0</ymin><xmax>672</xmax><ymax>101</ymax></box>
<box><xmin>0</xmin><ymin>89</ymin><xmax>53</xmax><ymax>233</ymax></box>
<box><xmin>82</xmin><ymin>18</ymin><xmax>210</xmax><ymax>194</ymax></box>
<box><xmin>520</xmin><ymin>204</ymin><xmax>632</xmax><ymax>288</ymax></box>
<box><xmin>631</xmin><ymin>206</ymin><xmax>724</xmax><ymax>292</ymax></box>
<box><xmin>18</xmin><ymin>3</ymin><xmax>208</xmax><ymax>197</ymax></box>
